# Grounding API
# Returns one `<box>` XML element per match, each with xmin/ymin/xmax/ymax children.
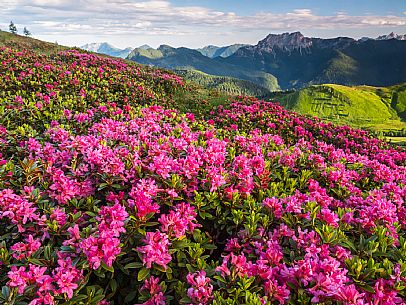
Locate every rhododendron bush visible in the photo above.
<box><xmin>0</xmin><ymin>47</ymin><xmax>405</xmax><ymax>305</ymax></box>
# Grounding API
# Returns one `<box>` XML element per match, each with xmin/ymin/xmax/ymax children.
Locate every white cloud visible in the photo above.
<box><xmin>1</xmin><ymin>1</ymin><xmax>405</xmax><ymax>47</ymax></box>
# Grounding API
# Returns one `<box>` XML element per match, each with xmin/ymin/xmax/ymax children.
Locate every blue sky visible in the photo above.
<box><xmin>0</xmin><ymin>0</ymin><xmax>405</xmax><ymax>49</ymax></box>
<box><xmin>172</xmin><ymin>0</ymin><xmax>406</xmax><ymax>16</ymax></box>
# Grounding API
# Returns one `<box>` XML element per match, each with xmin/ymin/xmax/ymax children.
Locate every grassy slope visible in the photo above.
<box><xmin>0</xmin><ymin>30</ymin><xmax>69</xmax><ymax>54</ymax></box>
<box><xmin>127</xmin><ymin>46</ymin><xmax>280</xmax><ymax>92</ymax></box>
<box><xmin>0</xmin><ymin>30</ymin><xmax>232</xmax><ymax>118</ymax></box>
<box><xmin>174</xmin><ymin>69</ymin><xmax>271</xmax><ymax>98</ymax></box>
<box><xmin>3</xmin><ymin>31</ymin><xmax>405</xmax><ymax>142</ymax></box>
<box><xmin>276</xmin><ymin>83</ymin><xmax>406</xmax><ymax>133</ymax></box>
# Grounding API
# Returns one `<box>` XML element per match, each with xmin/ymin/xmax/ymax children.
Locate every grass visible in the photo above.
<box><xmin>385</xmin><ymin>136</ymin><xmax>406</xmax><ymax>147</ymax></box>
<box><xmin>175</xmin><ymin>69</ymin><xmax>271</xmax><ymax>98</ymax></box>
<box><xmin>275</xmin><ymin>83</ymin><xmax>406</xmax><ymax>133</ymax></box>
<box><xmin>0</xmin><ymin>30</ymin><xmax>69</xmax><ymax>54</ymax></box>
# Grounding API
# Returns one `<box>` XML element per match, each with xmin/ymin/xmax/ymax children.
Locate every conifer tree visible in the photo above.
<box><xmin>9</xmin><ymin>21</ymin><xmax>17</xmax><ymax>34</ymax></box>
<box><xmin>23</xmin><ymin>27</ymin><xmax>31</xmax><ymax>36</ymax></box>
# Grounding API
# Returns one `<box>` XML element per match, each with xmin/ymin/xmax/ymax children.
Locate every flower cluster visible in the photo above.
<box><xmin>0</xmin><ymin>47</ymin><xmax>405</xmax><ymax>304</ymax></box>
<box><xmin>159</xmin><ymin>202</ymin><xmax>200</xmax><ymax>238</ymax></box>
<box><xmin>80</xmin><ymin>204</ymin><xmax>128</xmax><ymax>269</ymax></box>
<box><xmin>186</xmin><ymin>271</ymin><xmax>213</xmax><ymax>304</ymax></box>
<box><xmin>8</xmin><ymin>254</ymin><xmax>82</xmax><ymax>304</ymax></box>
<box><xmin>137</xmin><ymin>231</ymin><xmax>172</xmax><ymax>270</ymax></box>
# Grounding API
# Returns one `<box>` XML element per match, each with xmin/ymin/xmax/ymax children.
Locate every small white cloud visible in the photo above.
<box><xmin>290</xmin><ymin>9</ymin><xmax>313</xmax><ymax>16</ymax></box>
<box><xmin>135</xmin><ymin>22</ymin><xmax>152</xmax><ymax>28</ymax></box>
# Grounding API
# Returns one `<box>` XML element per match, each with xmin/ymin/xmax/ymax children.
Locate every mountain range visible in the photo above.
<box><xmin>81</xmin><ymin>32</ymin><xmax>406</xmax><ymax>60</ymax></box>
<box><xmin>126</xmin><ymin>32</ymin><xmax>406</xmax><ymax>91</ymax></box>
<box><xmin>196</xmin><ymin>44</ymin><xmax>248</xmax><ymax>58</ymax></box>
<box><xmin>81</xmin><ymin>32</ymin><xmax>406</xmax><ymax>92</ymax></box>
<box><xmin>376</xmin><ymin>32</ymin><xmax>406</xmax><ymax>41</ymax></box>
<box><xmin>126</xmin><ymin>44</ymin><xmax>280</xmax><ymax>91</ymax></box>
<box><xmin>81</xmin><ymin>42</ymin><xmax>134</xmax><ymax>58</ymax></box>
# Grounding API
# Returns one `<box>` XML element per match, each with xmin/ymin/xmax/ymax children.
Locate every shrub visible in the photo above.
<box><xmin>0</xmin><ymin>48</ymin><xmax>405</xmax><ymax>305</ymax></box>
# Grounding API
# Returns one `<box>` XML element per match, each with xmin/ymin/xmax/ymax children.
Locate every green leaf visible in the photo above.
<box><xmin>359</xmin><ymin>284</ymin><xmax>375</xmax><ymax>293</ymax></box>
<box><xmin>203</xmin><ymin>243</ymin><xmax>217</xmax><ymax>250</ymax></box>
<box><xmin>138</xmin><ymin>267</ymin><xmax>150</xmax><ymax>281</ymax></box>
<box><xmin>109</xmin><ymin>279</ymin><xmax>118</xmax><ymax>293</ymax></box>
<box><xmin>124</xmin><ymin>290</ymin><xmax>138</xmax><ymax>303</ymax></box>
<box><xmin>172</xmin><ymin>239</ymin><xmax>190</xmax><ymax>249</ymax></box>
<box><xmin>1</xmin><ymin>286</ymin><xmax>10</xmax><ymax>299</ymax></box>
<box><xmin>101</xmin><ymin>262</ymin><xmax>114</xmax><ymax>273</ymax></box>
<box><xmin>124</xmin><ymin>262</ymin><xmax>143</xmax><ymax>269</ymax></box>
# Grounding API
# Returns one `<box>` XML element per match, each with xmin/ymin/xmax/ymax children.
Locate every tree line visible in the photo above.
<box><xmin>7</xmin><ymin>21</ymin><xmax>31</xmax><ymax>36</ymax></box>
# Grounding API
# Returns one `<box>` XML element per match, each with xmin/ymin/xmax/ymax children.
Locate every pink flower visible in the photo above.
<box><xmin>8</xmin><ymin>266</ymin><xmax>29</xmax><ymax>294</ymax></box>
<box><xmin>11</xmin><ymin>234</ymin><xmax>41</xmax><ymax>260</ymax></box>
<box><xmin>63</xmin><ymin>109</ymin><xmax>71</xmax><ymax>119</ymax></box>
<box><xmin>136</xmin><ymin>276</ymin><xmax>166</xmax><ymax>305</ymax></box>
<box><xmin>159</xmin><ymin>202</ymin><xmax>200</xmax><ymax>238</ymax></box>
<box><xmin>48</xmin><ymin>168</ymin><xmax>81</xmax><ymax>204</ymax></box>
<box><xmin>137</xmin><ymin>231</ymin><xmax>171</xmax><ymax>270</ymax></box>
<box><xmin>97</xmin><ymin>203</ymin><xmax>128</xmax><ymax>236</ymax></box>
<box><xmin>0</xmin><ymin>189</ymin><xmax>39</xmax><ymax>231</ymax></box>
<box><xmin>53</xmin><ymin>255</ymin><xmax>82</xmax><ymax>299</ymax></box>
<box><xmin>50</xmin><ymin>207</ymin><xmax>67</xmax><ymax>227</ymax></box>
<box><xmin>186</xmin><ymin>270</ymin><xmax>213</xmax><ymax>305</ymax></box>
<box><xmin>263</xmin><ymin>197</ymin><xmax>283</xmax><ymax>219</ymax></box>
<box><xmin>263</xmin><ymin>279</ymin><xmax>290</xmax><ymax>304</ymax></box>
<box><xmin>81</xmin><ymin>204</ymin><xmax>127</xmax><ymax>269</ymax></box>
<box><xmin>335</xmin><ymin>284</ymin><xmax>365</xmax><ymax>305</ymax></box>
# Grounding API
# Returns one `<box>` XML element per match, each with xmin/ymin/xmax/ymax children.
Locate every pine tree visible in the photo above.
<box><xmin>9</xmin><ymin>21</ymin><xmax>17</xmax><ymax>34</ymax></box>
<box><xmin>23</xmin><ymin>27</ymin><xmax>31</xmax><ymax>36</ymax></box>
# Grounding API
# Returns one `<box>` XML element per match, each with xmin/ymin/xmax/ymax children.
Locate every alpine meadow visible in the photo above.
<box><xmin>0</xmin><ymin>1</ymin><xmax>406</xmax><ymax>305</ymax></box>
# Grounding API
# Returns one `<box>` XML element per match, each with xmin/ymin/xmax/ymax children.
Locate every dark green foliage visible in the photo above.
<box><xmin>222</xmin><ymin>39</ymin><xmax>406</xmax><ymax>89</ymax></box>
<box><xmin>9</xmin><ymin>21</ymin><xmax>17</xmax><ymax>34</ymax></box>
<box><xmin>23</xmin><ymin>27</ymin><xmax>31</xmax><ymax>37</ymax></box>
<box><xmin>126</xmin><ymin>45</ymin><xmax>280</xmax><ymax>92</ymax></box>
<box><xmin>175</xmin><ymin>69</ymin><xmax>271</xmax><ymax>98</ymax></box>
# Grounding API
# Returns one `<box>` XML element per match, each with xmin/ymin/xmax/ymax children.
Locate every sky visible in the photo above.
<box><xmin>0</xmin><ymin>0</ymin><xmax>405</xmax><ymax>49</ymax></box>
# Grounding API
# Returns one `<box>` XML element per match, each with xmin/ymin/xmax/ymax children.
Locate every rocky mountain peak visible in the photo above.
<box><xmin>376</xmin><ymin>32</ymin><xmax>406</xmax><ymax>40</ymax></box>
<box><xmin>256</xmin><ymin>32</ymin><xmax>312</xmax><ymax>52</ymax></box>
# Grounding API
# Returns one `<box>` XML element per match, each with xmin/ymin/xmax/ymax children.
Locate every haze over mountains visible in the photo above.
<box><xmin>81</xmin><ymin>32</ymin><xmax>406</xmax><ymax>92</ymax></box>
<box><xmin>196</xmin><ymin>44</ymin><xmax>249</xmax><ymax>58</ymax></box>
<box><xmin>81</xmin><ymin>42</ymin><xmax>133</xmax><ymax>58</ymax></box>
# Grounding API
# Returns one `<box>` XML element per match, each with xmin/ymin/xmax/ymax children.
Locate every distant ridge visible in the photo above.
<box><xmin>127</xmin><ymin>44</ymin><xmax>280</xmax><ymax>92</ymax></box>
<box><xmin>222</xmin><ymin>32</ymin><xmax>406</xmax><ymax>89</ymax></box>
<box><xmin>197</xmin><ymin>44</ymin><xmax>248</xmax><ymax>58</ymax></box>
<box><xmin>81</xmin><ymin>42</ymin><xmax>133</xmax><ymax>58</ymax></box>
<box><xmin>376</xmin><ymin>32</ymin><xmax>406</xmax><ymax>41</ymax></box>
<box><xmin>360</xmin><ymin>32</ymin><xmax>406</xmax><ymax>41</ymax></box>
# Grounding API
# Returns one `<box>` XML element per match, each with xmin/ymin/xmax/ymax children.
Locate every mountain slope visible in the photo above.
<box><xmin>0</xmin><ymin>30</ymin><xmax>68</xmax><ymax>54</ymax></box>
<box><xmin>274</xmin><ymin>83</ymin><xmax>406</xmax><ymax>133</ymax></box>
<box><xmin>175</xmin><ymin>69</ymin><xmax>271</xmax><ymax>97</ymax></box>
<box><xmin>221</xmin><ymin>32</ymin><xmax>406</xmax><ymax>89</ymax></box>
<box><xmin>127</xmin><ymin>45</ymin><xmax>280</xmax><ymax>91</ymax></box>
<box><xmin>127</xmin><ymin>32</ymin><xmax>406</xmax><ymax>91</ymax></box>
<box><xmin>197</xmin><ymin>44</ymin><xmax>248</xmax><ymax>58</ymax></box>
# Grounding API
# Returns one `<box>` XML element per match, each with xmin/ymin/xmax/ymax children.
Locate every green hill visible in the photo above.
<box><xmin>196</xmin><ymin>44</ymin><xmax>248</xmax><ymax>58</ymax></box>
<box><xmin>0</xmin><ymin>30</ymin><xmax>68</xmax><ymax>54</ymax></box>
<box><xmin>274</xmin><ymin>83</ymin><xmax>406</xmax><ymax>134</ymax></box>
<box><xmin>174</xmin><ymin>69</ymin><xmax>271</xmax><ymax>98</ymax></box>
<box><xmin>127</xmin><ymin>45</ymin><xmax>280</xmax><ymax>92</ymax></box>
